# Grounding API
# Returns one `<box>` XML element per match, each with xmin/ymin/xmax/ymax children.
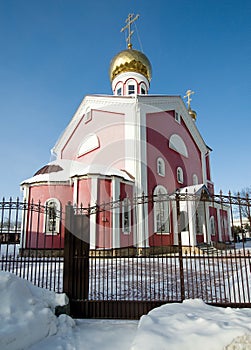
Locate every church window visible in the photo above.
<box><xmin>169</xmin><ymin>134</ymin><xmax>188</xmax><ymax>158</ymax></box>
<box><xmin>78</xmin><ymin>133</ymin><xmax>100</xmax><ymax>157</ymax></box>
<box><xmin>153</xmin><ymin>185</ymin><xmax>170</xmax><ymax>233</ymax></box>
<box><xmin>157</xmin><ymin>157</ymin><xmax>165</xmax><ymax>176</ymax></box>
<box><xmin>44</xmin><ymin>198</ymin><xmax>61</xmax><ymax>234</ymax></box>
<box><xmin>177</xmin><ymin>167</ymin><xmax>184</xmax><ymax>184</ymax></box>
<box><xmin>175</xmin><ymin>112</ymin><xmax>180</xmax><ymax>123</ymax></box>
<box><xmin>210</xmin><ymin>216</ymin><xmax>216</xmax><ymax>236</ymax></box>
<box><xmin>84</xmin><ymin>110</ymin><xmax>92</xmax><ymax>124</ymax></box>
<box><xmin>140</xmin><ymin>83</ymin><xmax>147</xmax><ymax>95</ymax></box>
<box><xmin>117</xmin><ymin>87</ymin><xmax>122</xmax><ymax>96</ymax></box>
<box><xmin>128</xmin><ymin>84</ymin><xmax>135</xmax><ymax>95</ymax></box>
<box><xmin>193</xmin><ymin>174</ymin><xmax>198</xmax><ymax>185</ymax></box>
<box><xmin>141</xmin><ymin>86</ymin><xmax>146</xmax><ymax>94</ymax></box>
<box><xmin>122</xmin><ymin>198</ymin><xmax>131</xmax><ymax>234</ymax></box>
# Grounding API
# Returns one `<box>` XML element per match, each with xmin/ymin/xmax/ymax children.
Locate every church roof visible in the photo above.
<box><xmin>179</xmin><ymin>184</ymin><xmax>211</xmax><ymax>197</ymax></box>
<box><xmin>21</xmin><ymin>160</ymin><xmax>134</xmax><ymax>185</ymax></box>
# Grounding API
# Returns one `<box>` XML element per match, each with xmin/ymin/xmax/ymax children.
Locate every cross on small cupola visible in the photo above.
<box><xmin>184</xmin><ymin>89</ymin><xmax>197</xmax><ymax>121</ymax></box>
<box><xmin>121</xmin><ymin>13</ymin><xmax>139</xmax><ymax>49</ymax></box>
<box><xmin>109</xmin><ymin>14</ymin><xmax>152</xmax><ymax>96</ymax></box>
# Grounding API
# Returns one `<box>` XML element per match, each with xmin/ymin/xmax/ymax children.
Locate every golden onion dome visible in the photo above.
<box><xmin>109</xmin><ymin>49</ymin><xmax>152</xmax><ymax>83</ymax></box>
<box><xmin>189</xmin><ymin>109</ymin><xmax>197</xmax><ymax>121</ymax></box>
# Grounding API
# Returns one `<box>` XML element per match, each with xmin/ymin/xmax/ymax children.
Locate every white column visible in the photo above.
<box><xmin>204</xmin><ymin>202</ymin><xmax>211</xmax><ymax>244</ymax></box>
<box><xmin>90</xmin><ymin>177</ymin><xmax>98</xmax><ymax>249</ymax></box>
<box><xmin>187</xmin><ymin>201</ymin><xmax>196</xmax><ymax>246</ymax></box>
<box><xmin>112</xmin><ymin>177</ymin><xmax>120</xmax><ymax>248</ymax></box>
<box><xmin>172</xmin><ymin>200</ymin><xmax>178</xmax><ymax>245</ymax></box>
<box><xmin>72</xmin><ymin>177</ymin><xmax>78</xmax><ymax>206</ymax></box>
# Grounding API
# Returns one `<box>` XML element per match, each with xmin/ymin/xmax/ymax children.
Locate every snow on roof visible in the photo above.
<box><xmin>21</xmin><ymin>159</ymin><xmax>134</xmax><ymax>185</ymax></box>
<box><xmin>179</xmin><ymin>184</ymin><xmax>210</xmax><ymax>195</ymax></box>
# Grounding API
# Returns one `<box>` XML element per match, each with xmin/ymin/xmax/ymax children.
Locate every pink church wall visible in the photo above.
<box><xmin>25</xmin><ymin>184</ymin><xmax>73</xmax><ymax>249</ymax></box>
<box><xmin>146</xmin><ymin>110</ymin><xmax>203</xmax><ymax>196</ymax></box>
<box><xmin>146</xmin><ymin>110</ymin><xmax>203</xmax><ymax>247</ymax></box>
<box><xmin>78</xmin><ymin>178</ymin><xmax>92</xmax><ymax>207</ymax></box>
<box><xmin>96</xmin><ymin>179</ymin><xmax>112</xmax><ymax>248</ymax></box>
<box><xmin>147</xmin><ymin>199</ymin><xmax>174</xmax><ymax>247</ymax></box>
<box><xmin>61</xmin><ymin>109</ymin><xmax>126</xmax><ymax>171</ymax></box>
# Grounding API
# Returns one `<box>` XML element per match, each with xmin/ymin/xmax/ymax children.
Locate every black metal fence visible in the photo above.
<box><xmin>0</xmin><ymin>198</ymin><xmax>64</xmax><ymax>292</ymax></box>
<box><xmin>0</xmin><ymin>192</ymin><xmax>251</xmax><ymax>319</ymax></box>
<box><xmin>64</xmin><ymin>191</ymin><xmax>251</xmax><ymax>319</ymax></box>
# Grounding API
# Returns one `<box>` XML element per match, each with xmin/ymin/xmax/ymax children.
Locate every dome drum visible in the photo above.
<box><xmin>112</xmin><ymin>72</ymin><xmax>150</xmax><ymax>96</ymax></box>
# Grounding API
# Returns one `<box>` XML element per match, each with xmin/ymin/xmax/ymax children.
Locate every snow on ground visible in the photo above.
<box><xmin>1</xmin><ymin>271</ymin><xmax>251</xmax><ymax>350</ymax></box>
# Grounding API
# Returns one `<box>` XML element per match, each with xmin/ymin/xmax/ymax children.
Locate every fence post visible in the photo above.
<box><xmin>176</xmin><ymin>191</ymin><xmax>185</xmax><ymax>301</ymax></box>
<box><xmin>63</xmin><ymin>203</ymin><xmax>74</xmax><ymax>298</ymax></box>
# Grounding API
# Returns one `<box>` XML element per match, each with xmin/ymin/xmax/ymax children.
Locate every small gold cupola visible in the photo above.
<box><xmin>109</xmin><ymin>14</ymin><xmax>152</xmax><ymax>96</ymax></box>
<box><xmin>184</xmin><ymin>89</ymin><xmax>197</xmax><ymax>121</ymax></box>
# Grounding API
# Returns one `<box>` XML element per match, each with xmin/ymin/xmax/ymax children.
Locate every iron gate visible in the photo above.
<box><xmin>63</xmin><ymin>193</ymin><xmax>251</xmax><ymax>320</ymax></box>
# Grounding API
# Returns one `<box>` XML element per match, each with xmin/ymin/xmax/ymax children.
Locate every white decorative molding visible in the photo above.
<box><xmin>77</xmin><ymin>133</ymin><xmax>100</xmax><ymax>157</ymax></box>
<box><xmin>169</xmin><ymin>134</ymin><xmax>188</xmax><ymax>158</ymax></box>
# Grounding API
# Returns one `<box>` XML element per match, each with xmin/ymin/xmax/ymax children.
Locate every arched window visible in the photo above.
<box><xmin>193</xmin><ymin>174</ymin><xmax>198</xmax><ymax>185</ymax></box>
<box><xmin>177</xmin><ymin>167</ymin><xmax>184</xmax><ymax>184</ymax></box>
<box><xmin>157</xmin><ymin>157</ymin><xmax>165</xmax><ymax>176</ymax></box>
<box><xmin>153</xmin><ymin>185</ymin><xmax>170</xmax><ymax>233</ymax></box>
<box><xmin>115</xmin><ymin>82</ymin><xmax>123</xmax><ymax>96</ymax></box>
<box><xmin>210</xmin><ymin>216</ymin><xmax>216</xmax><ymax>236</ymax></box>
<box><xmin>122</xmin><ymin>198</ymin><xmax>131</xmax><ymax>234</ymax></box>
<box><xmin>169</xmin><ymin>134</ymin><xmax>188</xmax><ymax>158</ymax></box>
<box><xmin>128</xmin><ymin>84</ymin><xmax>135</xmax><ymax>95</ymax></box>
<box><xmin>77</xmin><ymin>133</ymin><xmax>100</xmax><ymax>157</ymax></box>
<box><xmin>140</xmin><ymin>83</ymin><xmax>147</xmax><ymax>95</ymax></box>
<box><xmin>44</xmin><ymin>198</ymin><xmax>61</xmax><ymax>234</ymax></box>
<box><xmin>126</xmin><ymin>79</ymin><xmax>136</xmax><ymax>95</ymax></box>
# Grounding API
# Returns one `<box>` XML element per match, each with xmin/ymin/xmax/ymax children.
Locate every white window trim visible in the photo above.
<box><xmin>128</xmin><ymin>84</ymin><xmax>136</xmax><ymax>95</ymax></box>
<box><xmin>175</xmin><ymin>111</ymin><xmax>181</xmax><ymax>123</ymax></box>
<box><xmin>122</xmin><ymin>198</ymin><xmax>131</xmax><ymax>234</ymax></box>
<box><xmin>116</xmin><ymin>86</ymin><xmax>122</xmax><ymax>96</ymax></box>
<box><xmin>78</xmin><ymin>133</ymin><xmax>100</xmax><ymax>157</ymax></box>
<box><xmin>140</xmin><ymin>83</ymin><xmax>147</xmax><ymax>95</ymax></box>
<box><xmin>210</xmin><ymin>216</ymin><xmax>216</xmax><ymax>236</ymax></box>
<box><xmin>192</xmin><ymin>174</ymin><xmax>198</xmax><ymax>185</ymax></box>
<box><xmin>84</xmin><ymin>110</ymin><xmax>92</xmax><ymax>124</ymax></box>
<box><xmin>169</xmin><ymin>134</ymin><xmax>188</xmax><ymax>158</ymax></box>
<box><xmin>44</xmin><ymin>198</ymin><xmax>61</xmax><ymax>235</ymax></box>
<box><xmin>157</xmin><ymin>157</ymin><xmax>165</xmax><ymax>177</ymax></box>
<box><xmin>177</xmin><ymin>167</ymin><xmax>184</xmax><ymax>184</ymax></box>
<box><xmin>153</xmin><ymin>185</ymin><xmax>170</xmax><ymax>234</ymax></box>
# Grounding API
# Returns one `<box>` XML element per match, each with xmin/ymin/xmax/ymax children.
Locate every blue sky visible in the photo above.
<box><xmin>0</xmin><ymin>0</ymin><xmax>250</xmax><ymax>198</ymax></box>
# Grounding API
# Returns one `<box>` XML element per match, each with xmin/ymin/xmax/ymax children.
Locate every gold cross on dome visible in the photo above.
<box><xmin>184</xmin><ymin>89</ymin><xmax>195</xmax><ymax>109</ymax></box>
<box><xmin>121</xmin><ymin>13</ymin><xmax>139</xmax><ymax>49</ymax></box>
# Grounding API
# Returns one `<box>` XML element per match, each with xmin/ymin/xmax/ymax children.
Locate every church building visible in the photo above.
<box><xmin>21</xmin><ymin>15</ymin><xmax>231</xmax><ymax>251</ymax></box>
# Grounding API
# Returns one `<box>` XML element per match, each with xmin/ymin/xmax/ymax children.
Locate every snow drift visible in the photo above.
<box><xmin>0</xmin><ymin>271</ymin><xmax>72</xmax><ymax>350</ymax></box>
